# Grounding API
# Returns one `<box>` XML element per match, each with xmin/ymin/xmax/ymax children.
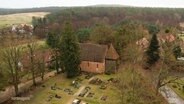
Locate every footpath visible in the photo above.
<box><xmin>0</xmin><ymin>71</ymin><xmax>56</xmax><ymax>104</ymax></box>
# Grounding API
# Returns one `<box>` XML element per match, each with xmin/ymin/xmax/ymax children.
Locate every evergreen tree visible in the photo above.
<box><xmin>76</xmin><ymin>28</ymin><xmax>91</xmax><ymax>43</ymax></box>
<box><xmin>147</xmin><ymin>24</ymin><xmax>160</xmax><ymax>35</ymax></box>
<box><xmin>46</xmin><ymin>32</ymin><xmax>60</xmax><ymax>49</ymax></box>
<box><xmin>60</xmin><ymin>22</ymin><xmax>80</xmax><ymax>78</ymax></box>
<box><xmin>146</xmin><ymin>34</ymin><xmax>160</xmax><ymax>67</ymax></box>
<box><xmin>46</xmin><ymin>32</ymin><xmax>60</xmax><ymax>73</ymax></box>
<box><xmin>173</xmin><ymin>45</ymin><xmax>182</xmax><ymax>59</ymax></box>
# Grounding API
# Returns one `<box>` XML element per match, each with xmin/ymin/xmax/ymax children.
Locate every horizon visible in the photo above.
<box><xmin>1</xmin><ymin>4</ymin><xmax>184</xmax><ymax>10</ymax></box>
<box><xmin>1</xmin><ymin>0</ymin><xmax>184</xmax><ymax>9</ymax></box>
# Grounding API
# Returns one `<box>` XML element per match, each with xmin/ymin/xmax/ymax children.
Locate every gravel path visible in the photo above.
<box><xmin>74</xmin><ymin>86</ymin><xmax>86</xmax><ymax>96</ymax></box>
<box><xmin>66</xmin><ymin>76</ymin><xmax>94</xmax><ymax>104</ymax></box>
<box><xmin>66</xmin><ymin>85</ymin><xmax>86</xmax><ymax>104</ymax></box>
<box><xmin>160</xmin><ymin>86</ymin><xmax>184</xmax><ymax>104</ymax></box>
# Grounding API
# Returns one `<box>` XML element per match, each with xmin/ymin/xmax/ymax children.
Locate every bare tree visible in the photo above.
<box><xmin>118</xmin><ymin>43</ymin><xmax>143</xmax><ymax>103</ymax></box>
<box><xmin>37</xmin><ymin>50</ymin><xmax>45</xmax><ymax>81</ymax></box>
<box><xmin>155</xmin><ymin>38</ymin><xmax>184</xmax><ymax>94</ymax></box>
<box><xmin>27</xmin><ymin>41</ymin><xmax>37</xmax><ymax>86</ymax></box>
<box><xmin>3</xmin><ymin>46</ymin><xmax>21</xmax><ymax>96</ymax></box>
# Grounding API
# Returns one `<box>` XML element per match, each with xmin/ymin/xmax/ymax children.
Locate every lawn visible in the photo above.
<box><xmin>17</xmin><ymin>40</ymin><xmax>48</xmax><ymax>51</ymax></box>
<box><xmin>169</xmin><ymin>78</ymin><xmax>184</xmax><ymax>99</ymax></box>
<box><xmin>13</xmin><ymin>73</ymin><xmax>121</xmax><ymax>104</ymax></box>
<box><xmin>0</xmin><ymin>12</ymin><xmax>49</xmax><ymax>28</ymax></box>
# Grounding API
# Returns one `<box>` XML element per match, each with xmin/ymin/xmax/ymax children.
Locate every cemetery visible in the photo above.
<box><xmin>13</xmin><ymin>73</ymin><xmax>120</xmax><ymax>104</ymax></box>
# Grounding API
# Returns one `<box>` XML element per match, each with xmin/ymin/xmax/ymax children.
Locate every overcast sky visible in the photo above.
<box><xmin>1</xmin><ymin>0</ymin><xmax>184</xmax><ymax>8</ymax></box>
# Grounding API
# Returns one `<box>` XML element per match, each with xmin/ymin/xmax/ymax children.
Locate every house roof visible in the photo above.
<box><xmin>159</xmin><ymin>34</ymin><xmax>175</xmax><ymax>43</ymax></box>
<box><xmin>79</xmin><ymin>43</ymin><xmax>107</xmax><ymax>62</ymax></box>
<box><xmin>79</xmin><ymin>43</ymin><xmax>119</xmax><ymax>62</ymax></box>
<box><xmin>136</xmin><ymin>37</ymin><xmax>149</xmax><ymax>49</ymax></box>
<box><xmin>106</xmin><ymin>44</ymin><xmax>120</xmax><ymax>60</ymax></box>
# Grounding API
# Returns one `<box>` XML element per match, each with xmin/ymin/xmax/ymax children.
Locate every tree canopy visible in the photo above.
<box><xmin>146</xmin><ymin>34</ymin><xmax>160</xmax><ymax>67</ymax></box>
<box><xmin>76</xmin><ymin>28</ymin><xmax>91</xmax><ymax>43</ymax></box>
<box><xmin>90</xmin><ymin>24</ymin><xmax>114</xmax><ymax>44</ymax></box>
<box><xmin>59</xmin><ymin>22</ymin><xmax>81</xmax><ymax>78</ymax></box>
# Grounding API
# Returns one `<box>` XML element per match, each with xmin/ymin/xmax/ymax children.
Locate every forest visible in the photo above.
<box><xmin>45</xmin><ymin>7</ymin><xmax>184</xmax><ymax>27</ymax></box>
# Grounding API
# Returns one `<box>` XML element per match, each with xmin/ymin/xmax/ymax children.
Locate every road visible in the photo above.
<box><xmin>136</xmin><ymin>65</ymin><xmax>184</xmax><ymax>104</ymax></box>
<box><xmin>160</xmin><ymin>86</ymin><xmax>184</xmax><ymax>104</ymax></box>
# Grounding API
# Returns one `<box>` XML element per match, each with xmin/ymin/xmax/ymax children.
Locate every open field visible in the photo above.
<box><xmin>0</xmin><ymin>12</ymin><xmax>49</xmax><ymax>28</ymax></box>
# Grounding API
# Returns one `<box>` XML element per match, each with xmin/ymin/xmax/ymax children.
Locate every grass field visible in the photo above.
<box><xmin>0</xmin><ymin>12</ymin><xmax>49</xmax><ymax>28</ymax></box>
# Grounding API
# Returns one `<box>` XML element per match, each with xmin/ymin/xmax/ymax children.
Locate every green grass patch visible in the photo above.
<box><xmin>169</xmin><ymin>78</ymin><xmax>184</xmax><ymax>99</ymax></box>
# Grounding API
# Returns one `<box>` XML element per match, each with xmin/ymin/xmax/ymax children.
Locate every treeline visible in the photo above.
<box><xmin>45</xmin><ymin>7</ymin><xmax>184</xmax><ymax>29</ymax></box>
<box><xmin>2</xmin><ymin>6</ymin><xmax>184</xmax><ymax>26</ymax></box>
<box><xmin>32</xmin><ymin>7</ymin><xmax>184</xmax><ymax>39</ymax></box>
<box><xmin>0</xmin><ymin>7</ymin><xmax>67</xmax><ymax>15</ymax></box>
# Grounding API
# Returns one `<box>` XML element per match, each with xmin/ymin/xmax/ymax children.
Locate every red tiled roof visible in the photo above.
<box><xmin>105</xmin><ymin>44</ymin><xmax>119</xmax><ymax>60</ymax></box>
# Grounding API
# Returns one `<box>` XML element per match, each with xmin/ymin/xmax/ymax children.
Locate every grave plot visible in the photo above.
<box><xmin>85</xmin><ymin>73</ymin><xmax>94</xmax><ymax>79</ymax></box>
<box><xmin>86</xmin><ymin>92</ymin><xmax>95</xmax><ymax>98</ymax></box>
<box><xmin>64</xmin><ymin>88</ymin><xmax>74</xmax><ymax>95</ymax></box>
<box><xmin>71</xmin><ymin>78</ymin><xmax>83</xmax><ymax>89</ymax></box>
<box><xmin>78</xmin><ymin>87</ymin><xmax>91</xmax><ymax>97</ymax></box>
<box><xmin>89</xmin><ymin>78</ymin><xmax>105</xmax><ymax>85</ymax></box>
<box><xmin>99</xmin><ymin>84</ymin><xmax>107</xmax><ymax>90</ymax></box>
<box><xmin>100</xmin><ymin>95</ymin><xmax>108</xmax><ymax>101</ymax></box>
<box><xmin>107</xmin><ymin>78</ymin><xmax>120</xmax><ymax>84</ymax></box>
